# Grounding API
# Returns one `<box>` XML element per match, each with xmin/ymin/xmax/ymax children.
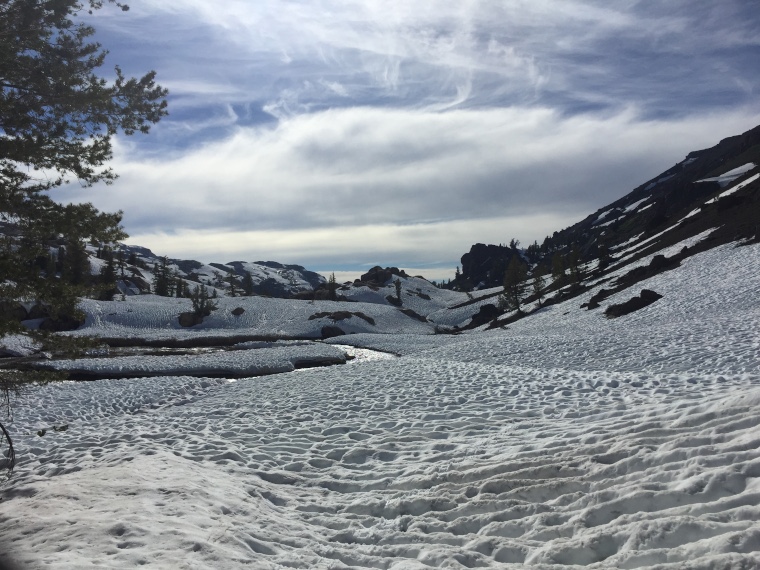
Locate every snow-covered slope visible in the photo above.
<box><xmin>69</xmin><ymin>294</ymin><xmax>438</xmax><ymax>341</ymax></box>
<box><xmin>1</xmin><ymin>239</ymin><xmax>758</xmax><ymax>569</ymax></box>
<box><xmin>114</xmin><ymin>245</ymin><xmax>326</xmax><ymax>298</ymax></box>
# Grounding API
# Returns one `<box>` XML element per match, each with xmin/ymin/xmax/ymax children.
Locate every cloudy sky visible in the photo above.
<box><xmin>60</xmin><ymin>0</ymin><xmax>760</xmax><ymax>281</ymax></box>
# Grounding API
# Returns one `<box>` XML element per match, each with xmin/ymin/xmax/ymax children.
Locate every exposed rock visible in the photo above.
<box><xmin>231</xmin><ymin>307</ymin><xmax>245</xmax><ymax>316</ymax></box>
<box><xmin>39</xmin><ymin>314</ymin><xmax>84</xmax><ymax>332</ymax></box>
<box><xmin>320</xmin><ymin>325</ymin><xmax>345</xmax><ymax>339</ymax></box>
<box><xmin>360</xmin><ymin>266</ymin><xmax>407</xmax><ymax>285</ymax></box>
<box><xmin>605</xmin><ymin>289</ymin><xmax>663</xmax><ymax>318</ymax></box>
<box><xmin>309</xmin><ymin>311</ymin><xmax>375</xmax><ymax>325</ymax></box>
<box><xmin>460</xmin><ymin>244</ymin><xmax>520</xmax><ymax>290</ymax></box>
<box><xmin>586</xmin><ymin>288</ymin><xmax>611</xmax><ymax>310</ymax></box>
<box><xmin>385</xmin><ymin>295</ymin><xmax>402</xmax><ymax>307</ymax></box>
<box><xmin>178</xmin><ymin>312</ymin><xmax>204</xmax><ymax>327</ymax></box>
<box><xmin>466</xmin><ymin>303</ymin><xmax>500</xmax><ymax>329</ymax></box>
<box><xmin>648</xmin><ymin>254</ymin><xmax>678</xmax><ymax>272</ymax></box>
<box><xmin>400</xmin><ymin>308</ymin><xmax>427</xmax><ymax>322</ymax></box>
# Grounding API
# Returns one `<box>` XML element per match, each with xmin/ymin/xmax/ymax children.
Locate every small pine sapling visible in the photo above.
<box><xmin>532</xmin><ymin>272</ymin><xmax>546</xmax><ymax>307</ymax></box>
<box><xmin>190</xmin><ymin>284</ymin><xmax>218</xmax><ymax>318</ymax></box>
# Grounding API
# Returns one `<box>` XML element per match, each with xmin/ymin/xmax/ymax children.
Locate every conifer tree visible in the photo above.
<box><xmin>190</xmin><ymin>284</ymin><xmax>218</xmax><ymax>318</ymax></box>
<box><xmin>568</xmin><ymin>244</ymin><xmax>582</xmax><ymax>284</ymax></box>
<box><xmin>117</xmin><ymin>250</ymin><xmax>127</xmax><ymax>279</ymax></box>
<box><xmin>0</xmin><ymin>0</ymin><xmax>167</xmax><ymax>336</ymax></box>
<box><xmin>501</xmin><ymin>255</ymin><xmax>528</xmax><ymax>312</ymax></box>
<box><xmin>98</xmin><ymin>250</ymin><xmax>117</xmax><ymax>300</ymax></box>
<box><xmin>328</xmin><ymin>273</ymin><xmax>338</xmax><ymax>301</ymax></box>
<box><xmin>225</xmin><ymin>274</ymin><xmax>238</xmax><ymax>297</ymax></box>
<box><xmin>597</xmin><ymin>240</ymin><xmax>611</xmax><ymax>269</ymax></box>
<box><xmin>532</xmin><ymin>272</ymin><xmax>546</xmax><ymax>308</ymax></box>
<box><xmin>152</xmin><ymin>257</ymin><xmax>171</xmax><ymax>296</ymax></box>
<box><xmin>175</xmin><ymin>276</ymin><xmax>185</xmax><ymax>298</ymax></box>
<box><xmin>551</xmin><ymin>253</ymin><xmax>566</xmax><ymax>286</ymax></box>
<box><xmin>241</xmin><ymin>271</ymin><xmax>255</xmax><ymax>296</ymax></box>
<box><xmin>61</xmin><ymin>240</ymin><xmax>90</xmax><ymax>287</ymax></box>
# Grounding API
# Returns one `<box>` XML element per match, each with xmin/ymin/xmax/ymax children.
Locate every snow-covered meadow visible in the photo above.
<box><xmin>1</xmin><ymin>241</ymin><xmax>759</xmax><ymax>568</ymax></box>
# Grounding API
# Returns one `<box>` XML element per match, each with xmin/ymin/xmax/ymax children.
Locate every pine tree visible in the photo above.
<box><xmin>597</xmin><ymin>240</ymin><xmax>611</xmax><ymax>269</ymax></box>
<box><xmin>175</xmin><ymin>276</ymin><xmax>185</xmax><ymax>298</ymax></box>
<box><xmin>225</xmin><ymin>274</ymin><xmax>238</xmax><ymax>297</ymax></box>
<box><xmin>0</xmin><ymin>0</ymin><xmax>166</xmax><ymax>338</ymax></box>
<box><xmin>501</xmin><ymin>255</ymin><xmax>528</xmax><ymax>312</ymax></box>
<box><xmin>532</xmin><ymin>272</ymin><xmax>546</xmax><ymax>308</ymax></box>
<box><xmin>241</xmin><ymin>271</ymin><xmax>255</xmax><ymax>296</ymax></box>
<box><xmin>568</xmin><ymin>244</ymin><xmax>582</xmax><ymax>284</ymax></box>
<box><xmin>152</xmin><ymin>257</ymin><xmax>171</xmax><ymax>296</ymax></box>
<box><xmin>327</xmin><ymin>273</ymin><xmax>338</xmax><ymax>301</ymax></box>
<box><xmin>190</xmin><ymin>284</ymin><xmax>218</xmax><ymax>318</ymax></box>
<box><xmin>98</xmin><ymin>250</ymin><xmax>117</xmax><ymax>300</ymax></box>
<box><xmin>116</xmin><ymin>250</ymin><xmax>127</xmax><ymax>279</ymax></box>
<box><xmin>551</xmin><ymin>253</ymin><xmax>566</xmax><ymax>286</ymax></box>
<box><xmin>62</xmin><ymin>240</ymin><xmax>90</xmax><ymax>287</ymax></box>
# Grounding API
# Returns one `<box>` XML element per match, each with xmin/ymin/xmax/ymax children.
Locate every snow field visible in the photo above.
<box><xmin>70</xmin><ymin>294</ymin><xmax>437</xmax><ymax>342</ymax></box>
<box><xmin>2</xmin><ymin>351</ymin><xmax>759</xmax><ymax>568</ymax></box>
<box><xmin>0</xmin><ymin>241</ymin><xmax>758</xmax><ymax>568</ymax></box>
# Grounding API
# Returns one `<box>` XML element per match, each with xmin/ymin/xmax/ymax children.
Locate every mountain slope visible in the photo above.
<box><xmin>455</xmin><ymin>123</ymin><xmax>760</xmax><ymax>291</ymax></box>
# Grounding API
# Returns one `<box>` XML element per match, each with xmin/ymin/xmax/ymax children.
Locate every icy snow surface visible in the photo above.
<box><xmin>696</xmin><ymin>162</ymin><xmax>757</xmax><ymax>186</ymax></box>
<box><xmin>623</xmin><ymin>198</ymin><xmax>649</xmax><ymax>213</ymax></box>
<box><xmin>36</xmin><ymin>343</ymin><xmax>348</xmax><ymax>378</ymax></box>
<box><xmin>705</xmin><ymin>173</ymin><xmax>760</xmax><ymax>204</ymax></box>
<box><xmin>1</xmin><ymin>243</ymin><xmax>760</xmax><ymax>568</ymax></box>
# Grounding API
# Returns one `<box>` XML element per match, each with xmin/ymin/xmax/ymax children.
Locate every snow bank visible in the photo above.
<box><xmin>35</xmin><ymin>343</ymin><xmax>348</xmax><ymax>378</ymax></box>
<box><xmin>69</xmin><ymin>294</ymin><xmax>436</xmax><ymax>341</ymax></box>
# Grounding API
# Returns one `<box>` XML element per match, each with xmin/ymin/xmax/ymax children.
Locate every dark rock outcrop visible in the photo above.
<box><xmin>385</xmin><ymin>295</ymin><xmax>402</xmax><ymax>307</ymax></box>
<box><xmin>465</xmin><ymin>303</ymin><xmax>500</xmax><ymax>329</ymax></box>
<box><xmin>400</xmin><ymin>308</ymin><xmax>427</xmax><ymax>322</ymax></box>
<box><xmin>178</xmin><ymin>312</ymin><xmax>203</xmax><ymax>327</ymax></box>
<box><xmin>459</xmin><ymin>244</ymin><xmax>521</xmax><ymax>290</ymax></box>
<box><xmin>39</xmin><ymin>314</ymin><xmax>84</xmax><ymax>332</ymax></box>
<box><xmin>320</xmin><ymin>325</ymin><xmax>345</xmax><ymax>339</ymax></box>
<box><xmin>605</xmin><ymin>289</ymin><xmax>663</xmax><ymax>318</ymax></box>
<box><xmin>309</xmin><ymin>311</ymin><xmax>375</xmax><ymax>325</ymax></box>
<box><xmin>360</xmin><ymin>266</ymin><xmax>407</xmax><ymax>285</ymax></box>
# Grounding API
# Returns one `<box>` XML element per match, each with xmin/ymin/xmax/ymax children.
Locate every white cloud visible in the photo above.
<box><xmin>66</xmin><ymin>105</ymin><xmax>758</xmax><ymax>228</ymax></box>
<box><xmin>56</xmin><ymin>104</ymin><xmax>760</xmax><ymax>277</ymax></box>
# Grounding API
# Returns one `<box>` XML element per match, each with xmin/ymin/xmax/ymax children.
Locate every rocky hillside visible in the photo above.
<box><xmin>453</xmin><ymin>123</ymin><xmax>760</xmax><ymax>290</ymax></box>
<box><xmin>113</xmin><ymin>245</ymin><xmax>326</xmax><ymax>299</ymax></box>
